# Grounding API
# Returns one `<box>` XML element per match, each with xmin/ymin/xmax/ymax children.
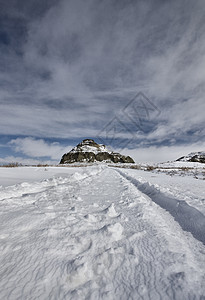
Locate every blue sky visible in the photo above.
<box><xmin>0</xmin><ymin>0</ymin><xmax>205</xmax><ymax>164</ymax></box>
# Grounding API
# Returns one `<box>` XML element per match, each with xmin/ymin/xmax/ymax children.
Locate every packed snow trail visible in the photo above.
<box><xmin>0</xmin><ymin>167</ymin><xmax>205</xmax><ymax>300</ymax></box>
<box><xmin>116</xmin><ymin>169</ymin><xmax>205</xmax><ymax>245</ymax></box>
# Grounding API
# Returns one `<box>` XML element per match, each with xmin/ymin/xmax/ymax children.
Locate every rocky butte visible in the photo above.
<box><xmin>60</xmin><ymin>139</ymin><xmax>135</xmax><ymax>164</ymax></box>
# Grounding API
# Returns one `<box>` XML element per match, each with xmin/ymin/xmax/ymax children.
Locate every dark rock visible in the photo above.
<box><xmin>189</xmin><ymin>155</ymin><xmax>205</xmax><ymax>163</ymax></box>
<box><xmin>60</xmin><ymin>139</ymin><xmax>135</xmax><ymax>164</ymax></box>
<box><xmin>176</xmin><ymin>156</ymin><xmax>185</xmax><ymax>162</ymax></box>
<box><xmin>176</xmin><ymin>152</ymin><xmax>205</xmax><ymax>164</ymax></box>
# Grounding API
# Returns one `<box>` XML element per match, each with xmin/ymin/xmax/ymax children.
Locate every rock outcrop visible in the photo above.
<box><xmin>176</xmin><ymin>151</ymin><xmax>205</xmax><ymax>164</ymax></box>
<box><xmin>60</xmin><ymin>139</ymin><xmax>135</xmax><ymax>164</ymax></box>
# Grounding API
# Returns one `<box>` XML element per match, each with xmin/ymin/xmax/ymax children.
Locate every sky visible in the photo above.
<box><xmin>0</xmin><ymin>0</ymin><xmax>205</xmax><ymax>164</ymax></box>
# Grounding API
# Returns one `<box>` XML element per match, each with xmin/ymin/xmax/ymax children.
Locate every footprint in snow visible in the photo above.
<box><xmin>98</xmin><ymin>203</ymin><xmax>119</xmax><ymax>218</ymax></box>
<box><xmin>95</xmin><ymin>223</ymin><xmax>124</xmax><ymax>242</ymax></box>
<box><xmin>84</xmin><ymin>214</ymin><xmax>98</xmax><ymax>223</ymax></box>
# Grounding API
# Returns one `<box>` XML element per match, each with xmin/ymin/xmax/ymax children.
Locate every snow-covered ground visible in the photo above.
<box><xmin>117</xmin><ymin>167</ymin><xmax>205</xmax><ymax>215</ymax></box>
<box><xmin>0</xmin><ymin>165</ymin><xmax>205</xmax><ymax>299</ymax></box>
<box><xmin>0</xmin><ymin>166</ymin><xmax>86</xmax><ymax>187</ymax></box>
<box><xmin>153</xmin><ymin>161</ymin><xmax>205</xmax><ymax>180</ymax></box>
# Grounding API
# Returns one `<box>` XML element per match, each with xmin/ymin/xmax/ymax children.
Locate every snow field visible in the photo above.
<box><xmin>119</xmin><ymin>168</ymin><xmax>205</xmax><ymax>215</ymax></box>
<box><xmin>0</xmin><ymin>166</ymin><xmax>205</xmax><ymax>299</ymax></box>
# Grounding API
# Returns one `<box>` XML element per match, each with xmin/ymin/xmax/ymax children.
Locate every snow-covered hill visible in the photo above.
<box><xmin>0</xmin><ymin>165</ymin><xmax>205</xmax><ymax>299</ymax></box>
<box><xmin>70</xmin><ymin>139</ymin><xmax>110</xmax><ymax>154</ymax></box>
<box><xmin>176</xmin><ymin>151</ymin><xmax>205</xmax><ymax>163</ymax></box>
<box><xmin>60</xmin><ymin>139</ymin><xmax>135</xmax><ymax>164</ymax></box>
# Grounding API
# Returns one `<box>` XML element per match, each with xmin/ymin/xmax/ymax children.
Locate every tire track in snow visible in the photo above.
<box><xmin>59</xmin><ymin>168</ymin><xmax>205</xmax><ymax>299</ymax></box>
<box><xmin>116</xmin><ymin>169</ymin><xmax>205</xmax><ymax>245</ymax></box>
<box><xmin>113</xmin><ymin>170</ymin><xmax>205</xmax><ymax>300</ymax></box>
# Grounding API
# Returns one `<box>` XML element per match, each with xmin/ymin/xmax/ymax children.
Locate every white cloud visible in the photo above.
<box><xmin>121</xmin><ymin>141</ymin><xmax>205</xmax><ymax>164</ymax></box>
<box><xmin>9</xmin><ymin>137</ymin><xmax>71</xmax><ymax>161</ymax></box>
<box><xmin>0</xmin><ymin>156</ymin><xmax>56</xmax><ymax>166</ymax></box>
<box><xmin>5</xmin><ymin>137</ymin><xmax>205</xmax><ymax>165</ymax></box>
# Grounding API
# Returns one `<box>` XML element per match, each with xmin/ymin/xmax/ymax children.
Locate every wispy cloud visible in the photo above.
<box><xmin>0</xmin><ymin>0</ymin><xmax>205</xmax><ymax>162</ymax></box>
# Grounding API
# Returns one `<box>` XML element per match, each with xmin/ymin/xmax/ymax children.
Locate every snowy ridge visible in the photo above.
<box><xmin>177</xmin><ymin>151</ymin><xmax>205</xmax><ymax>163</ymax></box>
<box><xmin>70</xmin><ymin>139</ymin><xmax>111</xmax><ymax>154</ymax></box>
<box><xmin>70</xmin><ymin>144</ymin><xmax>111</xmax><ymax>155</ymax></box>
<box><xmin>187</xmin><ymin>151</ymin><xmax>205</xmax><ymax>157</ymax></box>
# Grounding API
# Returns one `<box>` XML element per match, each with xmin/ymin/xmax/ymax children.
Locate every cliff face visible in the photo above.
<box><xmin>60</xmin><ymin>139</ymin><xmax>135</xmax><ymax>164</ymax></box>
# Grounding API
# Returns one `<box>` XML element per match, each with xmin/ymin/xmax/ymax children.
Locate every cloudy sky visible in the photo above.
<box><xmin>0</xmin><ymin>0</ymin><xmax>205</xmax><ymax>164</ymax></box>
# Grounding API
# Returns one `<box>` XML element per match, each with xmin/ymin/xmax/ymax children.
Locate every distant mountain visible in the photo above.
<box><xmin>60</xmin><ymin>139</ymin><xmax>135</xmax><ymax>164</ymax></box>
<box><xmin>176</xmin><ymin>151</ymin><xmax>205</xmax><ymax>163</ymax></box>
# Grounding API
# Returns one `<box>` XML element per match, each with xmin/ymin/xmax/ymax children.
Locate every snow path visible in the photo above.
<box><xmin>0</xmin><ymin>167</ymin><xmax>205</xmax><ymax>299</ymax></box>
<box><xmin>122</xmin><ymin>168</ymin><xmax>205</xmax><ymax>216</ymax></box>
<box><xmin>116</xmin><ymin>169</ymin><xmax>205</xmax><ymax>245</ymax></box>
